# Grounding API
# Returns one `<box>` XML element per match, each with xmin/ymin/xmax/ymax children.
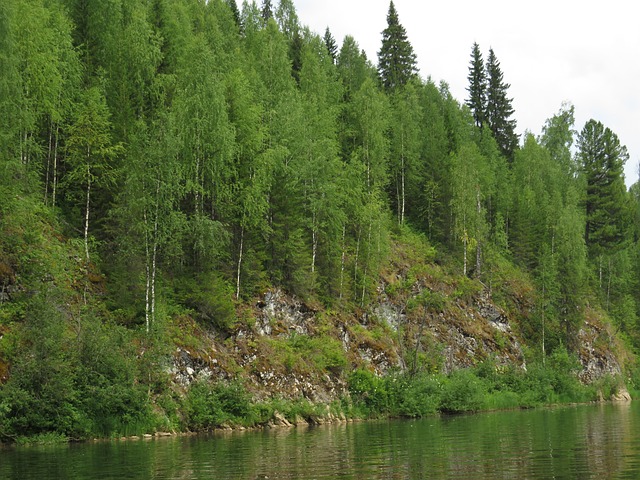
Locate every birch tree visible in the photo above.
<box><xmin>451</xmin><ymin>143</ymin><xmax>490</xmax><ymax>277</ymax></box>
<box><xmin>65</xmin><ymin>86</ymin><xmax>121</xmax><ymax>266</ymax></box>
<box><xmin>389</xmin><ymin>81</ymin><xmax>422</xmax><ymax>225</ymax></box>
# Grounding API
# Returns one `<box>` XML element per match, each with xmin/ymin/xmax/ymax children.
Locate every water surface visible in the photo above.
<box><xmin>2</xmin><ymin>403</ymin><xmax>639</xmax><ymax>479</ymax></box>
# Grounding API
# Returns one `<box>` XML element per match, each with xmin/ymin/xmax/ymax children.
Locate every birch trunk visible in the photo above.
<box><xmin>44</xmin><ymin>123</ymin><xmax>53</xmax><ymax>205</ymax></box>
<box><xmin>542</xmin><ymin>281</ymin><xmax>546</xmax><ymax>365</ymax></box>
<box><xmin>84</xmin><ymin>147</ymin><xmax>91</xmax><ymax>265</ymax></box>
<box><xmin>353</xmin><ymin>228</ymin><xmax>361</xmax><ymax>303</ymax></box>
<box><xmin>475</xmin><ymin>189</ymin><xmax>482</xmax><ymax>278</ymax></box>
<box><xmin>52</xmin><ymin>125</ymin><xmax>59</xmax><ymax>208</ymax></box>
<box><xmin>361</xmin><ymin>219</ymin><xmax>372</xmax><ymax>307</ymax></box>
<box><xmin>151</xmin><ymin>179</ymin><xmax>160</xmax><ymax>328</ymax></box>
<box><xmin>311</xmin><ymin>213</ymin><xmax>317</xmax><ymax>274</ymax></box>
<box><xmin>400</xmin><ymin>130</ymin><xmax>405</xmax><ymax>225</ymax></box>
<box><xmin>144</xmin><ymin>208</ymin><xmax>151</xmax><ymax>333</ymax></box>
<box><xmin>236</xmin><ymin>224</ymin><xmax>244</xmax><ymax>300</ymax></box>
<box><xmin>339</xmin><ymin>224</ymin><xmax>346</xmax><ymax>300</ymax></box>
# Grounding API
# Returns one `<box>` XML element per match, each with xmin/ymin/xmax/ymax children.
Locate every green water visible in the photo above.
<box><xmin>2</xmin><ymin>403</ymin><xmax>640</xmax><ymax>479</ymax></box>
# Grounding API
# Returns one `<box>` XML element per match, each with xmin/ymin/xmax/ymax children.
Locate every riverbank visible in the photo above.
<box><xmin>7</xmin><ymin>353</ymin><xmax>630</xmax><ymax>447</ymax></box>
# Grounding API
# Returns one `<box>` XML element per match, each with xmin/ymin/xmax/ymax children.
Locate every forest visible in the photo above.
<box><xmin>1</xmin><ymin>0</ymin><xmax>639</xmax><ymax>441</ymax></box>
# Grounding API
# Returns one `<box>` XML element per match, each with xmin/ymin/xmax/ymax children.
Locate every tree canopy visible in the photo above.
<box><xmin>1</xmin><ymin>0</ymin><xmax>639</xmax><ymax>442</ymax></box>
<box><xmin>377</xmin><ymin>1</ymin><xmax>418</xmax><ymax>92</ymax></box>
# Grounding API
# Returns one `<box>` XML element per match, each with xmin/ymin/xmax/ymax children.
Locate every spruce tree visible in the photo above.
<box><xmin>466</xmin><ymin>42</ymin><xmax>486</xmax><ymax>128</ymax></box>
<box><xmin>486</xmin><ymin>48</ymin><xmax>518</xmax><ymax>160</ymax></box>
<box><xmin>377</xmin><ymin>1</ymin><xmax>417</xmax><ymax>92</ymax></box>
<box><xmin>225</xmin><ymin>0</ymin><xmax>241</xmax><ymax>28</ymax></box>
<box><xmin>324</xmin><ymin>27</ymin><xmax>338</xmax><ymax>63</ymax></box>
<box><xmin>577</xmin><ymin>119</ymin><xmax>629</xmax><ymax>257</ymax></box>
<box><xmin>261</xmin><ymin>0</ymin><xmax>273</xmax><ymax>23</ymax></box>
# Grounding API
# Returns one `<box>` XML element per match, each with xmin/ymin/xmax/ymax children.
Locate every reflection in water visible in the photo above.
<box><xmin>2</xmin><ymin>403</ymin><xmax>640</xmax><ymax>479</ymax></box>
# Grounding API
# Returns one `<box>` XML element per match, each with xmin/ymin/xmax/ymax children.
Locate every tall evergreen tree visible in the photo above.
<box><xmin>323</xmin><ymin>27</ymin><xmax>338</xmax><ymax>63</ymax></box>
<box><xmin>486</xmin><ymin>48</ymin><xmax>518</xmax><ymax>160</ymax></box>
<box><xmin>377</xmin><ymin>1</ymin><xmax>417</xmax><ymax>92</ymax></box>
<box><xmin>466</xmin><ymin>42</ymin><xmax>486</xmax><ymax>128</ymax></box>
<box><xmin>225</xmin><ymin>0</ymin><xmax>241</xmax><ymax>27</ymax></box>
<box><xmin>260</xmin><ymin>0</ymin><xmax>273</xmax><ymax>23</ymax></box>
<box><xmin>577</xmin><ymin>119</ymin><xmax>629</xmax><ymax>258</ymax></box>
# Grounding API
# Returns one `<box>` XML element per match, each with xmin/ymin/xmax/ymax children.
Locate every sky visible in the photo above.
<box><xmin>292</xmin><ymin>0</ymin><xmax>640</xmax><ymax>187</ymax></box>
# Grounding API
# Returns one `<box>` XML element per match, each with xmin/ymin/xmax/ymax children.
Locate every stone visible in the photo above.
<box><xmin>612</xmin><ymin>387</ymin><xmax>632</xmax><ymax>403</ymax></box>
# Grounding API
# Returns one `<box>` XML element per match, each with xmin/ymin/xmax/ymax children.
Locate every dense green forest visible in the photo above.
<box><xmin>1</xmin><ymin>0</ymin><xmax>639</xmax><ymax>441</ymax></box>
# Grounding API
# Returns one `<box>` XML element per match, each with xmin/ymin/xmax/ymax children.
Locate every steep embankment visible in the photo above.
<box><xmin>169</xmin><ymin>237</ymin><xmax>628</xmax><ymax>405</ymax></box>
<box><xmin>0</xmin><ymin>212</ymin><xmax>631</xmax><ymax>441</ymax></box>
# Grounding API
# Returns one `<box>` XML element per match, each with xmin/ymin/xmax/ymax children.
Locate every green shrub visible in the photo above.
<box><xmin>388</xmin><ymin>373</ymin><xmax>443</xmax><ymax>417</ymax></box>
<box><xmin>451</xmin><ymin>277</ymin><xmax>483</xmax><ymax>303</ymax></box>
<box><xmin>176</xmin><ymin>273</ymin><xmax>236</xmax><ymax>332</ymax></box>
<box><xmin>348</xmin><ymin>369</ymin><xmax>388</xmax><ymax>416</ymax></box>
<box><xmin>184</xmin><ymin>380</ymin><xmax>253</xmax><ymax>430</ymax></box>
<box><xmin>439</xmin><ymin>369</ymin><xmax>486</xmax><ymax>413</ymax></box>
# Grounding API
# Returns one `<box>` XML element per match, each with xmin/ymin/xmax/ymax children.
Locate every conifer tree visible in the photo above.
<box><xmin>577</xmin><ymin>119</ymin><xmax>629</xmax><ymax>258</ymax></box>
<box><xmin>486</xmin><ymin>48</ymin><xmax>518</xmax><ymax>160</ymax></box>
<box><xmin>261</xmin><ymin>0</ymin><xmax>273</xmax><ymax>23</ymax></box>
<box><xmin>377</xmin><ymin>1</ymin><xmax>417</xmax><ymax>92</ymax></box>
<box><xmin>225</xmin><ymin>0</ymin><xmax>241</xmax><ymax>27</ymax></box>
<box><xmin>323</xmin><ymin>27</ymin><xmax>338</xmax><ymax>63</ymax></box>
<box><xmin>466</xmin><ymin>42</ymin><xmax>486</xmax><ymax>128</ymax></box>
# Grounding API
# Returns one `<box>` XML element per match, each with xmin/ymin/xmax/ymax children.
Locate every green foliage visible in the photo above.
<box><xmin>289</xmin><ymin>334</ymin><xmax>347</xmax><ymax>373</ymax></box>
<box><xmin>346</xmin><ymin>353</ymin><xmax>603</xmax><ymax>420</ymax></box>
<box><xmin>266</xmin><ymin>333</ymin><xmax>347</xmax><ymax>375</ymax></box>
<box><xmin>406</xmin><ymin>289</ymin><xmax>447</xmax><ymax>313</ymax></box>
<box><xmin>348</xmin><ymin>369</ymin><xmax>389</xmax><ymax>416</ymax></box>
<box><xmin>466</xmin><ymin>43</ymin><xmax>486</xmax><ymax>128</ymax></box>
<box><xmin>176</xmin><ymin>273</ymin><xmax>236</xmax><ymax>332</ymax></box>
<box><xmin>387</xmin><ymin>373</ymin><xmax>442</xmax><ymax>417</ymax></box>
<box><xmin>578</xmin><ymin>119</ymin><xmax>629</xmax><ymax>258</ymax></box>
<box><xmin>184</xmin><ymin>380</ymin><xmax>253</xmax><ymax>430</ymax></box>
<box><xmin>377</xmin><ymin>1</ymin><xmax>417</xmax><ymax>92</ymax></box>
<box><xmin>451</xmin><ymin>276</ymin><xmax>483</xmax><ymax>303</ymax></box>
<box><xmin>485</xmin><ymin>47</ymin><xmax>518</xmax><ymax>160</ymax></box>
<box><xmin>439</xmin><ymin>369</ymin><xmax>485</xmax><ymax>413</ymax></box>
<box><xmin>1</xmin><ymin>0</ymin><xmax>638</xmax><ymax>445</ymax></box>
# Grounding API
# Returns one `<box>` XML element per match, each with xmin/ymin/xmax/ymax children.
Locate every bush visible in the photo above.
<box><xmin>289</xmin><ymin>334</ymin><xmax>347</xmax><ymax>374</ymax></box>
<box><xmin>184</xmin><ymin>380</ymin><xmax>253</xmax><ymax>430</ymax></box>
<box><xmin>388</xmin><ymin>373</ymin><xmax>442</xmax><ymax>417</ymax></box>
<box><xmin>439</xmin><ymin>369</ymin><xmax>486</xmax><ymax>413</ymax></box>
<box><xmin>348</xmin><ymin>369</ymin><xmax>388</xmax><ymax>416</ymax></box>
<box><xmin>177</xmin><ymin>273</ymin><xmax>236</xmax><ymax>332</ymax></box>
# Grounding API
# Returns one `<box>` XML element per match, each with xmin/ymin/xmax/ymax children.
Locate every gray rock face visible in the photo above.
<box><xmin>168</xmin><ymin>284</ymin><xmax>623</xmax><ymax>403</ymax></box>
<box><xmin>256</xmin><ymin>289</ymin><xmax>314</xmax><ymax>337</ymax></box>
<box><xmin>577</xmin><ymin>323</ymin><xmax>622</xmax><ymax>383</ymax></box>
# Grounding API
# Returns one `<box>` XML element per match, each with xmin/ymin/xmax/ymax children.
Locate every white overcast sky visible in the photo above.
<box><xmin>292</xmin><ymin>0</ymin><xmax>640</xmax><ymax>187</ymax></box>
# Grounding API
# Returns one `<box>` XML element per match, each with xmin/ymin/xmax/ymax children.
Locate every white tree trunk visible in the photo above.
<box><xmin>144</xmin><ymin>208</ymin><xmax>151</xmax><ymax>334</ymax></box>
<box><xmin>44</xmin><ymin>123</ymin><xmax>53</xmax><ymax>205</ymax></box>
<box><xmin>52</xmin><ymin>125</ymin><xmax>59</xmax><ymax>208</ymax></box>
<box><xmin>151</xmin><ymin>181</ymin><xmax>160</xmax><ymax>328</ymax></box>
<box><xmin>311</xmin><ymin>214</ymin><xmax>317</xmax><ymax>274</ymax></box>
<box><xmin>236</xmin><ymin>225</ymin><xmax>244</xmax><ymax>300</ymax></box>
<box><xmin>361</xmin><ymin>219</ymin><xmax>372</xmax><ymax>307</ymax></box>
<box><xmin>339</xmin><ymin>224</ymin><xmax>346</xmax><ymax>300</ymax></box>
<box><xmin>353</xmin><ymin>228</ymin><xmax>361</xmax><ymax>303</ymax></box>
<box><xmin>475</xmin><ymin>189</ymin><xmax>482</xmax><ymax>278</ymax></box>
<box><xmin>84</xmin><ymin>149</ymin><xmax>91</xmax><ymax>265</ymax></box>
<box><xmin>400</xmin><ymin>130</ymin><xmax>405</xmax><ymax>225</ymax></box>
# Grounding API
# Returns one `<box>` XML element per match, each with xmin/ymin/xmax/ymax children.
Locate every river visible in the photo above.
<box><xmin>2</xmin><ymin>402</ymin><xmax>639</xmax><ymax>479</ymax></box>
